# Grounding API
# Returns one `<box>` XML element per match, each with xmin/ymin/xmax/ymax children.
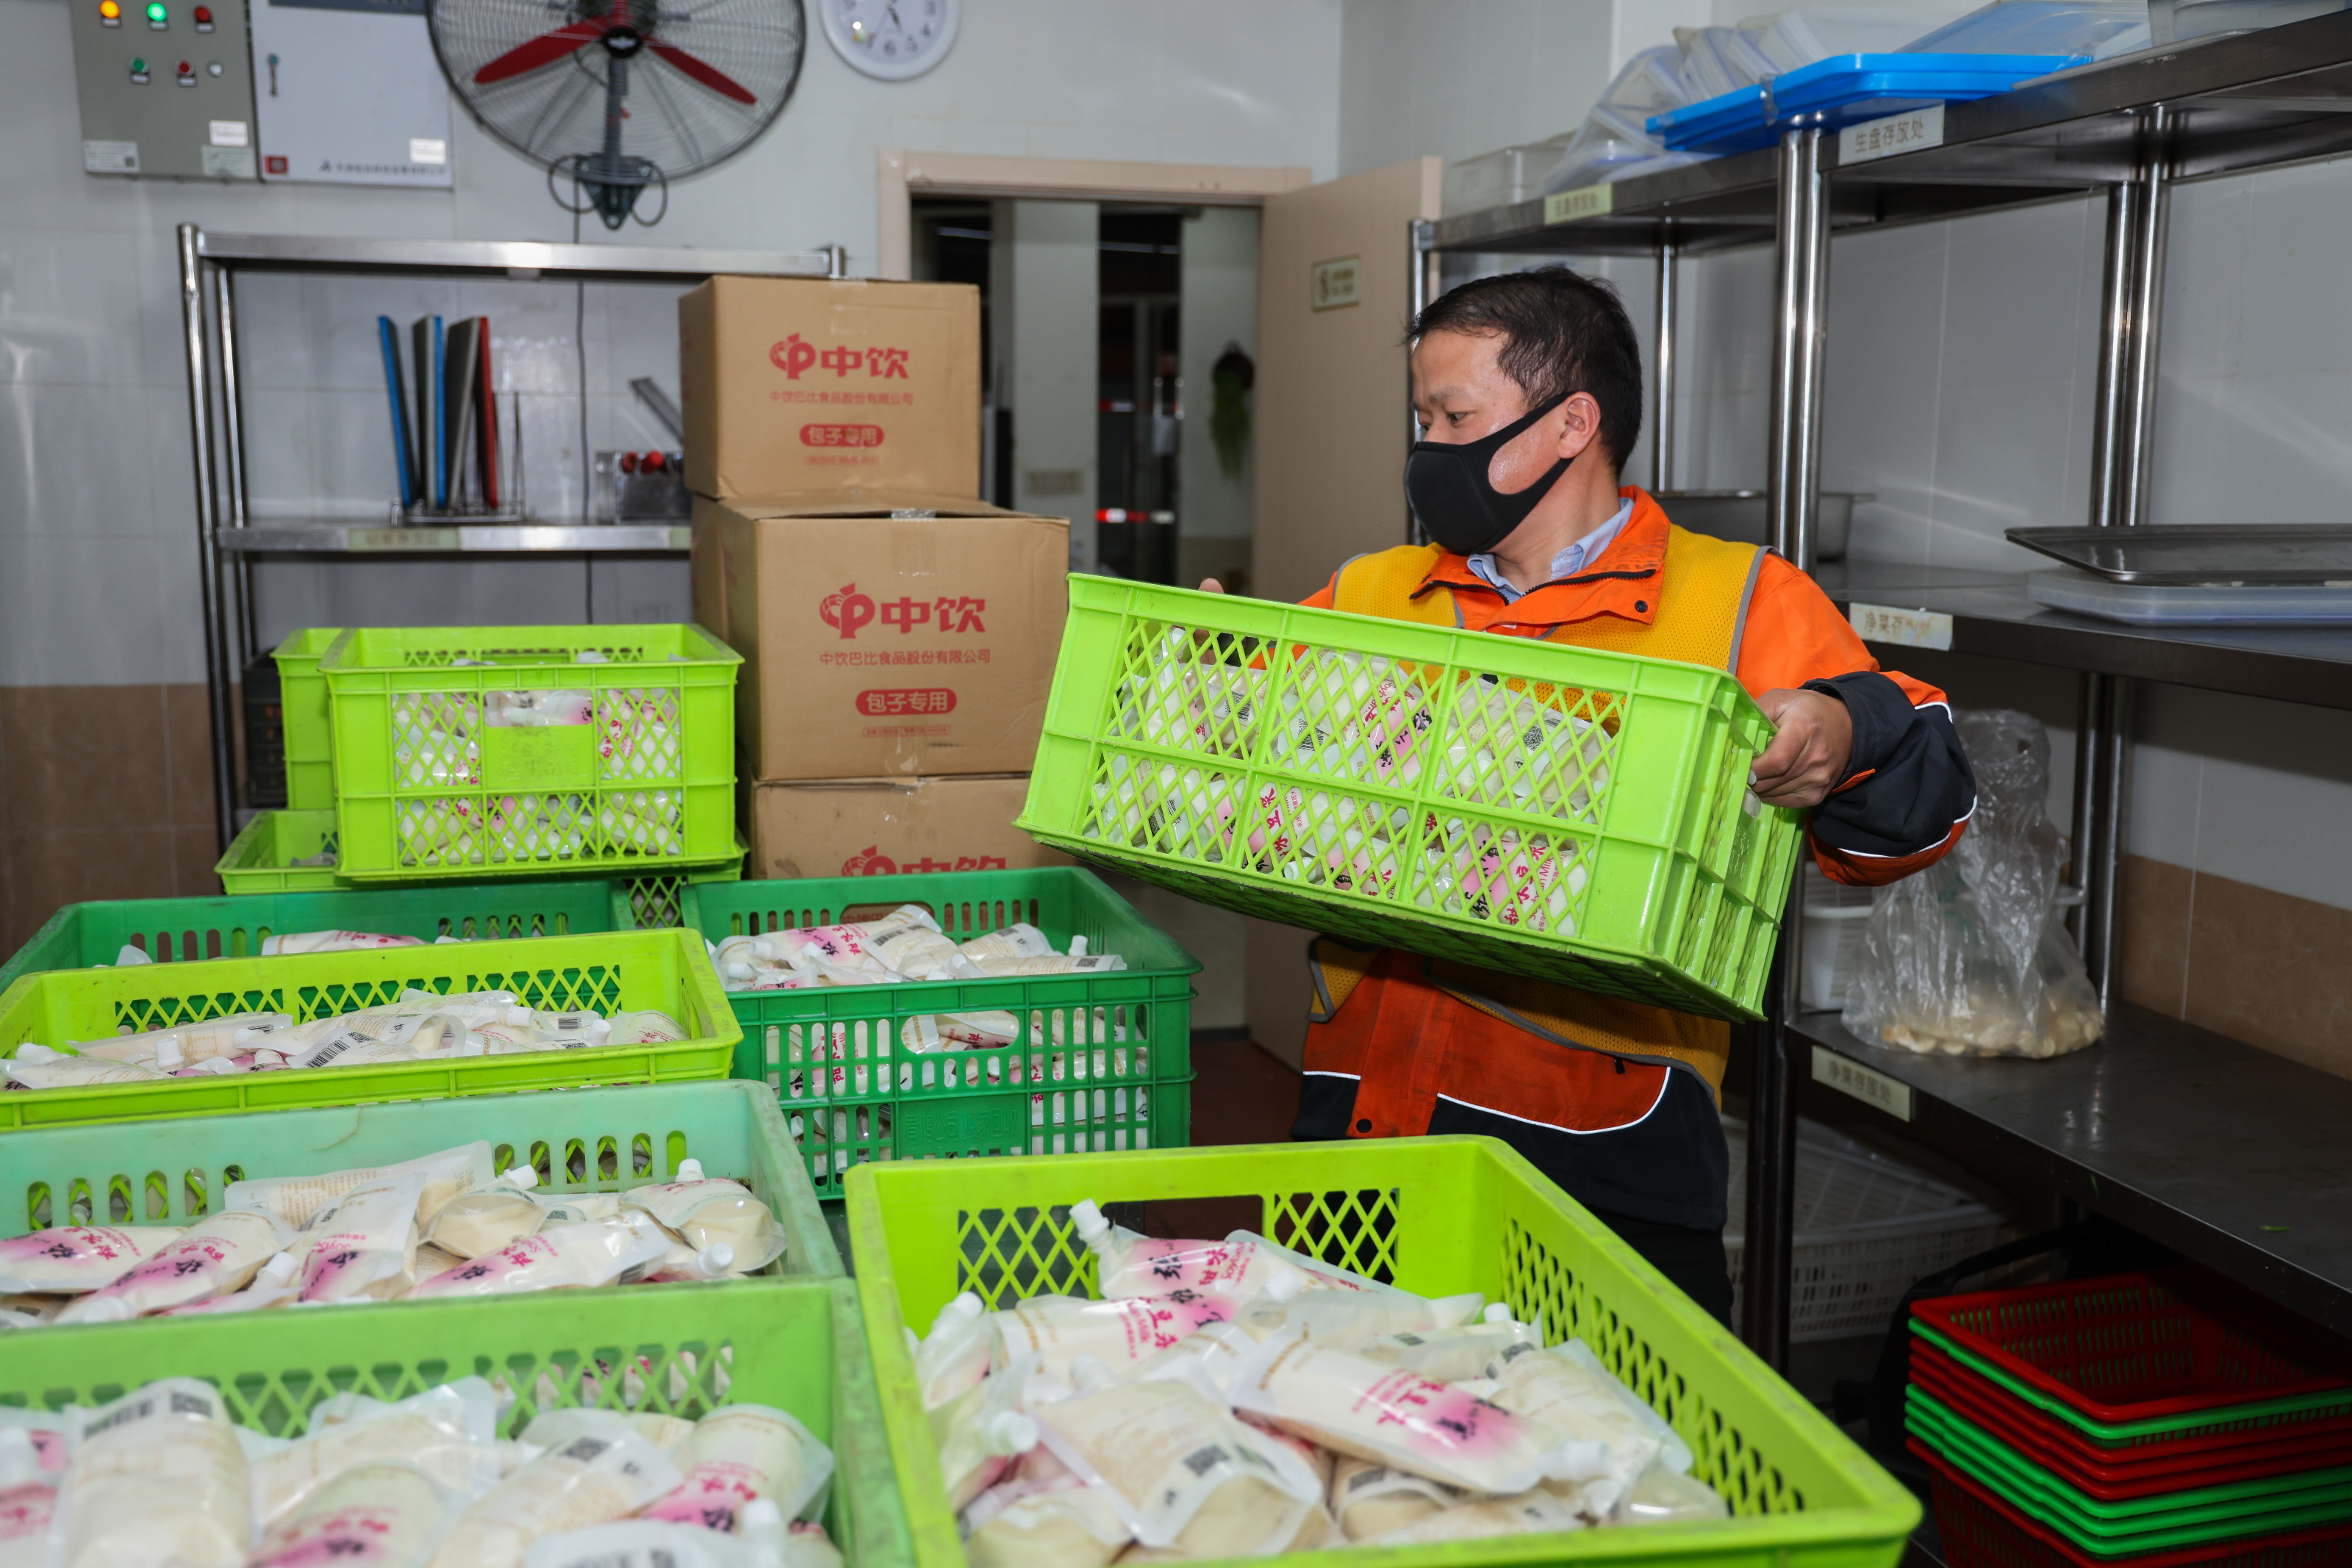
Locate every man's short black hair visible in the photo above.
<box><xmin>1410</xmin><ymin>267</ymin><xmax>1643</xmax><ymax>473</ymax></box>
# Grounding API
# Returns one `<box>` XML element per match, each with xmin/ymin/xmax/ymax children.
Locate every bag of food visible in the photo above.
<box><xmin>1844</xmin><ymin>709</ymin><xmax>2104</xmax><ymax>1060</ymax></box>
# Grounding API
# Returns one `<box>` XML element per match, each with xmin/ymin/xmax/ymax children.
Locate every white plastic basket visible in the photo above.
<box><xmin>1724</xmin><ymin>1117</ymin><xmax>2005</xmax><ymax>1342</ymax></box>
<box><xmin>1801</xmin><ymin>865</ymin><xmax>2086</xmax><ymax>1013</ymax></box>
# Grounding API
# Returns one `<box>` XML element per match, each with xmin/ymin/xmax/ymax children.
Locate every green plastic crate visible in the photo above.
<box><xmin>846</xmin><ymin>1136</ymin><xmax>1921</xmax><ymax>1568</ymax></box>
<box><xmin>216</xmin><ymin>809</ymin><xmax>344</xmax><ymax>894</ymax></box>
<box><xmin>0</xmin><ymin>1279</ymin><xmax>907</xmax><ymax>1566</ymax></box>
<box><xmin>275</xmin><ymin>627</ymin><xmax>340</xmax><ymax>811</ymax></box>
<box><xmin>1018</xmin><ymin>577</ymin><xmax>1804</xmax><ymax>1022</ymax></box>
<box><xmin>0</xmin><ymin>928</ymin><xmax>741</xmax><ymax>1129</ymax></box>
<box><xmin>320</xmin><ymin>624</ymin><xmax>742</xmax><ymax>883</ymax></box>
<box><xmin>684</xmin><ymin>869</ymin><xmax>1199</xmax><ymax>1202</ymax></box>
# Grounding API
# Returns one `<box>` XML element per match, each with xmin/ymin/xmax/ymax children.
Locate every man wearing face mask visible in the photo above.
<box><xmin>1211</xmin><ymin>267</ymin><xmax>1975</xmax><ymax>1324</ymax></box>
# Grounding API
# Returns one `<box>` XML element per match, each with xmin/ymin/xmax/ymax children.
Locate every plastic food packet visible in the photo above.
<box><xmin>0</xmin><ymin>1408</ymin><xmax>68</xmax><ymax>1474</ymax></box>
<box><xmin>1485</xmin><ymin>1337</ymin><xmax>1693</xmax><ymax>1508</ymax></box>
<box><xmin>1219</xmin><ymin>1231</ymin><xmax>1418</xmax><ymax>1298</ymax></box>
<box><xmin>933</xmin><ymin>1358</ymin><xmax>1041</xmax><ymax>1511</ymax></box>
<box><xmin>229</xmin><ymin>1141</ymin><xmax>494</xmax><ymax>1232</ymax></box>
<box><xmin>641</xmin><ymin>1403</ymin><xmax>834</xmax><ymax>1531</ymax></box>
<box><xmin>914</xmin><ymin>1292</ymin><xmax>993</xmax><ymax>1409</ymax></box>
<box><xmin>5</xmin><ymin>1046</ymin><xmax>168</xmax><ymax>1087</ymax></box>
<box><xmin>1226</xmin><ymin>1332</ymin><xmax>1608</xmax><ymax>1497</ymax></box>
<box><xmin>426</xmin><ymin>1168</ymin><xmax>547</xmax><ymax>1259</ymax></box>
<box><xmin>973</xmin><ymin>954</ymin><xmax>1128</xmax><ymax>977</ymax></box>
<box><xmin>1129</xmin><ymin>1323</ymin><xmax>1257</xmax><ymax>1405</ymax></box>
<box><xmin>1030</xmin><ymin>1372</ymin><xmax>1324</xmax><ymax>1558</ymax></box>
<box><xmin>161</xmin><ymin>1254</ymin><xmax>298</xmax><ymax>1315</ymax></box>
<box><xmin>72</xmin><ymin>1013</ymin><xmax>292</xmax><ymax>1066</ymax></box>
<box><xmin>605</xmin><ymin>1010</ymin><xmax>685</xmax><ymax>1046</ymax></box>
<box><xmin>520</xmin><ymin>1410</ymin><xmax>695</xmax><ymax>1456</ymax></box>
<box><xmin>250</xmin><ymin>1378</ymin><xmax>499</xmax><ymax>1528</ymax></box>
<box><xmin>52</xmin><ymin>1210</ymin><xmax>287</xmax><ymax>1321</ymax></box>
<box><xmin>60</xmin><ymin>1376</ymin><xmax>252</xmax><ymax>1568</ymax></box>
<box><xmin>1070</xmin><ymin>1203</ymin><xmax>1308</xmax><ymax>1302</ymax></box>
<box><xmin>523</xmin><ymin>1498</ymin><xmax>806</xmax><ymax>1568</ymax></box>
<box><xmin>290</xmin><ymin>1169</ymin><xmax>428</xmax><ymax>1303</ymax></box>
<box><xmin>259</xmin><ymin>931</ymin><xmax>426</xmax><ymax>955</ymax></box>
<box><xmin>962</xmin><ymin>1476</ymin><xmax>1132</xmax><ymax>1568</ymax></box>
<box><xmin>620</xmin><ymin>1160</ymin><xmax>786</xmax><ymax>1275</ymax></box>
<box><xmin>1360</xmin><ymin>1309</ymin><xmax>1542</xmax><ymax>1382</ymax></box>
<box><xmin>0</xmin><ymin>1427</ymin><xmax>54</xmax><ymax>1568</ymax></box>
<box><xmin>1364</xmin><ymin>1489</ymin><xmax>1587</xmax><ymax>1544</ymax></box>
<box><xmin>869</xmin><ymin>926</ymin><xmax>965</xmax><ymax>979</ymax></box>
<box><xmin>429</xmin><ymin>1415</ymin><xmax>681</xmax><ymax>1568</ymax></box>
<box><xmin>251</xmin><ymin>1461</ymin><xmax>454</xmax><ymax>1567</ymax></box>
<box><xmin>1623</xmin><ymin>1457</ymin><xmax>1728</xmax><ymax>1522</ymax></box>
<box><xmin>994</xmin><ymin>1292</ymin><xmax>1242</xmax><ymax>1379</ymax></box>
<box><xmin>406</xmin><ymin>1212</ymin><xmax>670</xmax><ymax>1298</ymax></box>
<box><xmin>1233</xmin><ymin>1286</ymin><xmax>1483</xmax><ymax>1350</ymax></box>
<box><xmin>956</xmin><ymin>925</ymin><xmax>1055</xmax><ymax>965</ymax></box>
<box><xmin>1327</xmin><ymin>1454</ymin><xmax>1470</xmax><ymax>1539</ymax></box>
<box><xmin>0</xmin><ymin>1226</ymin><xmax>184</xmax><ymax>1294</ymax></box>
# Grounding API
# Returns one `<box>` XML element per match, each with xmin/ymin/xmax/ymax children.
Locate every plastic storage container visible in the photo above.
<box><xmin>0</xmin><ymin>878</ymin><xmax>634</xmax><ymax>993</ymax></box>
<box><xmin>846</xmin><ymin>1136</ymin><xmax>1923</xmax><ymax>1568</ymax></box>
<box><xmin>1768</xmin><ymin>51</ymin><xmax>2082</xmax><ymax>126</ymax></box>
<box><xmin>682</xmin><ymin>868</ymin><xmax>1199</xmax><ymax>1201</ymax></box>
<box><xmin>216</xmin><ymin>808</ymin><xmax>344</xmax><ymax>894</ymax></box>
<box><xmin>274</xmin><ymin>626</ymin><xmax>341</xmax><ymax>811</ymax></box>
<box><xmin>1904</xmin><ymin>0</ymin><xmax>2150</xmax><ymax>57</ymax></box>
<box><xmin>320</xmin><ymin>623</ymin><xmax>741</xmax><ymax>882</ymax></box>
<box><xmin>1725</xmin><ymin>1116</ymin><xmax>2006</xmax><ymax>1342</ymax></box>
<box><xmin>0</xmin><ymin>927</ymin><xmax>741</xmax><ymax>1129</ymax></box>
<box><xmin>1652</xmin><ymin>84</ymin><xmax>1777</xmax><ymax>151</ymax></box>
<box><xmin>1441</xmin><ymin>135</ymin><xmax>1573</xmax><ymax>215</ymax></box>
<box><xmin>1020</xmin><ymin>576</ymin><xmax>1804</xmax><ymax>1020</ymax></box>
<box><xmin>2029</xmin><ymin>571</ymin><xmax>2352</xmax><ymax>625</ymax></box>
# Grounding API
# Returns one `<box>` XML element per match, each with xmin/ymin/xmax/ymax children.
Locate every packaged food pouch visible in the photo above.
<box><xmin>1225</xmin><ymin>1331</ymin><xmax>1609</xmax><ymax>1497</ymax></box>
<box><xmin>1485</xmin><ymin>1337</ymin><xmax>1691</xmax><ymax>1507</ymax></box>
<box><xmin>1364</xmin><ymin>1488</ymin><xmax>1586</xmax><ymax>1544</ymax></box>
<box><xmin>260</xmin><ymin>930</ymin><xmax>426</xmax><ymax>955</ymax></box>
<box><xmin>0</xmin><ymin>1406</ymin><xmax>69</xmax><ymax>1473</ymax></box>
<box><xmin>1233</xmin><ymin>1286</ymin><xmax>1483</xmax><ymax>1350</ymax></box>
<box><xmin>868</xmin><ymin>925</ymin><xmax>965</xmax><ymax>979</ymax></box>
<box><xmin>1128</xmin><ymin>1322</ymin><xmax>1256</xmax><ymax>1405</ymax></box>
<box><xmin>1070</xmin><ymin>1202</ymin><xmax>1308</xmax><ymax>1303</ymax></box>
<box><xmin>956</xmin><ymin>924</ymin><xmax>1055</xmax><ymax>964</ymax></box>
<box><xmin>251</xmin><ymin>1378</ymin><xmax>499</xmax><ymax>1528</ymax></box>
<box><xmin>620</xmin><ymin>1160</ymin><xmax>786</xmax><ymax>1275</ymax></box>
<box><xmin>933</xmin><ymin>1357</ymin><xmax>1041</xmax><ymax>1511</ymax></box>
<box><xmin>640</xmin><ymin>1403</ymin><xmax>833</xmax><ymax>1530</ymax></box>
<box><xmin>994</xmin><ymin>1292</ymin><xmax>1243</xmax><ymax>1380</ymax></box>
<box><xmin>520</xmin><ymin>1519</ymin><xmax>760</xmax><ymax>1568</ymax></box>
<box><xmin>229</xmin><ymin>1142</ymin><xmax>493</xmax><ymax>1234</ymax></box>
<box><xmin>60</xmin><ymin>1376</ymin><xmax>251</xmax><ymax>1568</ymax></box>
<box><xmin>0</xmin><ymin>1225</ymin><xmax>185</xmax><ymax>1294</ymax></box>
<box><xmin>531</xmin><ymin>1192</ymin><xmax>623</xmax><ymax>1227</ymax></box>
<box><xmin>1236</xmin><ymin>1409</ymin><xmax>1332</xmax><ymax>1491</ymax></box>
<box><xmin>4</xmin><ymin>1046</ymin><xmax>168</xmax><ymax>1088</ymax></box>
<box><xmin>428</xmin><ymin>1416</ymin><xmax>681</xmax><ymax>1568</ymax></box>
<box><xmin>962</xmin><ymin>1477</ymin><xmax>1131</xmax><ymax>1568</ymax></box>
<box><xmin>900</xmin><ymin>1012</ymin><xmax>1018</xmax><ymax>1053</ymax></box>
<box><xmin>251</xmin><ymin>1461</ymin><xmax>455</xmax><ymax>1567</ymax></box>
<box><xmin>162</xmin><ymin>1253</ymin><xmax>298</xmax><ymax>1315</ymax></box>
<box><xmin>1622</xmin><ymin>1457</ymin><xmax>1728</xmax><ymax>1523</ymax></box>
<box><xmin>1219</xmin><ymin>1231</ymin><xmax>1421</xmax><ymax>1299</ymax></box>
<box><xmin>1360</xmin><ymin>1312</ymin><xmax>1543</xmax><ymax>1382</ymax></box>
<box><xmin>0</xmin><ymin>1427</ymin><xmax>55</xmax><ymax>1568</ymax></box>
<box><xmin>290</xmin><ymin>1169</ymin><xmax>428</xmax><ymax>1303</ymax></box>
<box><xmin>486</xmin><ymin>689</ymin><xmax>594</xmax><ymax>727</ymax></box>
<box><xmin>52</xmin><ymin>1209</ymin><xmax>287</xmax><ymax>1321</ymax></box>
<box><xmin>79</xmin><ymin>1013</ymin><xmax>293</xmax><ymax>1065</ymax></box>
<box><xmin>426</xmin><ymin>1168</ymin><xmax>548</xmax><ymax>1259</ymax></box>
<box><xmin>911</xmin><ymin>1292</ymin><xmax>992</xmax><ymax>1409</ymax></box>
<box><xmin>605</xmin><ymin>1010</ymin><xmax>684</xmax><ymax>1046</ymax></box>
<box><xmin>1328</xmin><ymin>1453</ymin><xmax>1469</xmax><ymax>1540</ymax></box>
<box><xmin>637</xmin><ymin>1237</ymin><xmax>738</xmax><ymax>1282</ymax></box>
<box><xmin>975</xmin><ymin>954</ymin><xmax>1128</xmax><ymax>977</ymax></box>
<box><xmin>407</xmin><ymin>1212</ymin><xmax>671</xmax><ymax>1298</ymax></box>
<box><xmin>1030</xmin><ymin>1372</ymin><xmax>1324</xmax><ymax>1557</ymax></box>
<box><xmin>521</xmin><ymin>1411</ymin><xmax>695</xmax><ymax>1456</ymax></box>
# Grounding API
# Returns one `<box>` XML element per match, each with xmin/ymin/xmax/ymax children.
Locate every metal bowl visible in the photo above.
<box><xmin>1654</xmin><ymin>490</ymin><xmax>1872</xmax><ymax>563</ymax></box>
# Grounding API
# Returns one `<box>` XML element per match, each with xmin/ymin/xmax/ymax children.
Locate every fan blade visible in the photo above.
<box><xmin>644</xmin><ymin>38</ymin><xmax>757</xmax><ymax>104</ymax></box>
<box><xmin>473</xmin><ymin>18</ymin><xmax>612</xmax><ymax>85</ymax></box>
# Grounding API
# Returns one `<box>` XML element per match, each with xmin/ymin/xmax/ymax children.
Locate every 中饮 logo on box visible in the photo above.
<box><xmin>769</xmin><ymin>334</ymin><xmax>912</xmax><ymax>380</ymax></box>
<box><xmin>820</xmin><ymin>584</ymin><xmax>988</xmax><ymax>639</ymax></box>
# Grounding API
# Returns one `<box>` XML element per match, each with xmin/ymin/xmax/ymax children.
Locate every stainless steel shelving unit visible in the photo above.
<box><xmin>1418</xmin><ymin>15</ymin><xmax>2352</xmax><ymax>1364</ymax></box>
<box><xmin>176</xmin><ymin>226</ymin><xmax>844</xmax><ymax>855</ymax></box>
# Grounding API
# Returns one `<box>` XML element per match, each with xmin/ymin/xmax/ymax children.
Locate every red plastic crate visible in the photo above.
<box><xmin>1919</xmin><ymin>1442</ymin><xmax>2352</xmax><ymax>1568</ymax></box>
<box><xmin>1913</xmin><ymin>1346</ymin><xmax>2352</xmax><ymax>1489</ymax></box>
<box><xmin>1915</xmin><ymin>1270</ymin><xmax>2352</xmax><ymax>1426</ymax></box>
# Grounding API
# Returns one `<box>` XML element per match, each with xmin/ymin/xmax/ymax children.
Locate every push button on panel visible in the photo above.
<box><xmin>129</xmin><ymin>55</ymin><xmax>151</xmax><ymax>82</ymax></box>
<box><xmin>98</xmin><ymin>0</ymin><xmax>121</xmax><ymax>26</ymax></box>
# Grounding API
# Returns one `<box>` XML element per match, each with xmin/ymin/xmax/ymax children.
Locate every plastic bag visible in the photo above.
<box><xmin>1843</xmin><ymin>710</ymin><xmax>2104</xmax><ymax>1059</ymax></box>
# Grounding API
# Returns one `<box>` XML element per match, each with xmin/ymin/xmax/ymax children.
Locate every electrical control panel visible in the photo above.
<box><xmin>71</xmin><ymin>0</ymin><xmax>259</xmax><ymax>179</ymax></box>
<box><xmin>250</xmin><ymin>0</ymin><xmax>452</xmax><ymax>187</ymax></box>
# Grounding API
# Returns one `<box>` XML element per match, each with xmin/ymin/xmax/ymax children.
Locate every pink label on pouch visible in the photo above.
<box><xmin>1353</xmin><ymin>1369</ymin><xmax>1524</xmax><ymax>1461</ymax></box>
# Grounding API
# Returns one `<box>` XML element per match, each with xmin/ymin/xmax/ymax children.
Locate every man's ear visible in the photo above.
<box><xmin>1556</xmin><ymin>392</ymin><xmax>1605</xmax><ymax>463</ymax></box>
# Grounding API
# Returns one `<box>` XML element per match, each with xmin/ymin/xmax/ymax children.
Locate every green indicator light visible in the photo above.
<box><xmin>131</xmin><ymin>55</ymin><xmax>146</xmax><ymax>70</ymax></box>
<box><xmin>146</xmin><ymin>3</ymin><xmax>166</xmax><ymax>20</ymax></box>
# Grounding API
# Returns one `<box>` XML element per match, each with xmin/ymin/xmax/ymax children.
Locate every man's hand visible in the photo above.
<box><xmin>1751</xmin><ymin>687</ymin><xmax>1854</xmax><ymax>808</ymax></box>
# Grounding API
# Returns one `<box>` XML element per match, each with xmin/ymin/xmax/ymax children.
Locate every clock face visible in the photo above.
<box><xmin>820</xmin><ymin>0</ymin><xmax>958</xmax><ymax>80</ymax></box>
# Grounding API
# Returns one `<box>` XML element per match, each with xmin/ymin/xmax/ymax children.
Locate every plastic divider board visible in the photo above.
<box><xmin>683</xmin><ymin>868</ymin><xmax>1200</xmax><ymax>1201</ymax></box>
<box><xmin>320</xmin><ymin>624</ymin><xmax>741</xmax><ymax>882</ymax></box>
<box><xmin>217</xmin><ymin>808</ymin><xmax>343</xmax><ymax>894</ymax></box>
<box><xmin>274</xmin><ymin>626</ymin><xmax>340</xmax><ymax>811</ymax></box>
<box><xmin>1651</xmin><ymin>84</ymin><xmax>1776</xmax><ymax>151</ymax></box>
<box><xmin>1020</xmin><ymin>577</ymin><xmax>1803</xmax><ymax>1021</ymax></box>
<box><xmin>1768</xmin><ymin>52</ymin><xmax>2079</xmax><ymax>124</ymax></box>
<box><xmin>1</xmin><ymin>880</ymin><xmax>633</xmax><ymax>993</ymax></box>
<box><xmin>0</xmin><ymin>928</ymin><xmax>740</xmax><ymax>1129</ymax></box>
<box><xmin>1913</xmin><ymin>1271</ymin><xmax>2352</xmax><ymax>1429</ymax></box>
<box><xmin>1921</xmin><ymin>1447</ymin><xmax>2352</xmax><ymax>1568</ymax></box>
<box><xmin>846</xmin><ymin>1137</ymin><xmax>1921</xmax><ymax>1568</ymax></box>
<box><xmin>0</xmin><ymin>1279</ymin><xmax>908</xmax><ymax>1568</ymax></box>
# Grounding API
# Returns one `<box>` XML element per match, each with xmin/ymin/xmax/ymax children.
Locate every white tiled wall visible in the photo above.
<box><xmin>0</xmin><ymin>0</ymin><xmax>1343</xmax><ymax>688</ymax></box>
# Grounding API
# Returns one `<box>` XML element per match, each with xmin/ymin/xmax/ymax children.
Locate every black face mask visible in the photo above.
<box><xmin>1404</xmin><ymin>392</ymin><xmax>1574</xmax><ymax>556</ymax></box>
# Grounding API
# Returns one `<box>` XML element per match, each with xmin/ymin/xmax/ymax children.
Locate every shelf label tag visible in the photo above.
<box><xmin>1840</xmin><ymin>104</ymin><xmax>1944</xmax><ymax>166</ymax></box>
<box><xmin>1544</xmin><ymin>184</ymin><xmax>1613</xmax><ymax>225</ymax></box>
<box><xmin>1850</xmin><ymin>602</ymin><xmax>1952</xmax><ymax>650</ymax></box>
<box><xmin>667</xmin><ymin>527</ymin><xmax>693</xmax><ymax>550</ymax></box>
<box><xmin>1813</xmin><ymin>1046</ymin><xmax>1914</xmax><ymax>1121</ymax></box>
<box><xmin>350</xmin><ymin>527</ymin><xmax>461</xmax><ymax>552</ymax></box>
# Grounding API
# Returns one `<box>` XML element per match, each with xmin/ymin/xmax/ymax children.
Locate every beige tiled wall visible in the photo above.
<box><xmin>0</xmin><ymin>683</ymin><xmax>225</xmax><ymax>955</ymax></box>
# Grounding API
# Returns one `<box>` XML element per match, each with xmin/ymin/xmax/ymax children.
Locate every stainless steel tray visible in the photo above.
<box><xmin>2006</xmin><ymin>525</ymin><xmax>2352</xmax><ymax>583</ymax></box>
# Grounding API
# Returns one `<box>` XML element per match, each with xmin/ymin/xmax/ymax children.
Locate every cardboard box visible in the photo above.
<box><xmin>706</xmin><ymin>493</ymin><xmax>1069</xmax><ymax>782</ymax></box>
<box><xmin>749</xmin><ymin>774</ymin><xmax>1068</xmax><ymax>881</ymax></box>
<box><xmin>681</xmin><ymin>276</ymin><xmax>981</xmax><ymax>500</ymax></box>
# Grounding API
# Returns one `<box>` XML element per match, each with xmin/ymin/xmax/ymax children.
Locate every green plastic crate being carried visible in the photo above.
<box><xmin>274</xmin><ymin>626</ymin><xmax>340</xmax><ymax>810</ymax></box>
<box><xmin>0</xmin><ymin>927</ymin><xmax>740</xmax><ymax>1129</ymax></box>
<box><xmin>1018</xmin><ymin>577</ymin><xmax>1804</xmax><ymax>1021</ymax></box>
<box><xmin>846</xmin><ymin>1136</ymin><xmax>1921</xmax><ymax>1568</ymax></box>
<box><xmin>320</xmin><ymin>623</ymin><xmax>741</xmax><ymax>882</ymax></box>
<box><xmin>0</xmin><ymin>877</ymin><xmax>637</xmax><ymax>993</ymax></box>
<box><xmin>683</xmin><ymin>868</ymin><xmax>1199</xmax><ymax>1201</ymax></box>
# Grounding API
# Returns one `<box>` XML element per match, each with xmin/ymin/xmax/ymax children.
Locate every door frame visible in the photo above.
<box><xmin>875</xmin><ymin>151</ymin><xmax>1313</xmax><ymax>278</ymax></box>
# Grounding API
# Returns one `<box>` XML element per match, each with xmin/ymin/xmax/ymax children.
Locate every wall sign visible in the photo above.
<box><xmin>1311</xmin><ymin>255</ymin><xmax>1360</xmax><ymax>312</ymax></box>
